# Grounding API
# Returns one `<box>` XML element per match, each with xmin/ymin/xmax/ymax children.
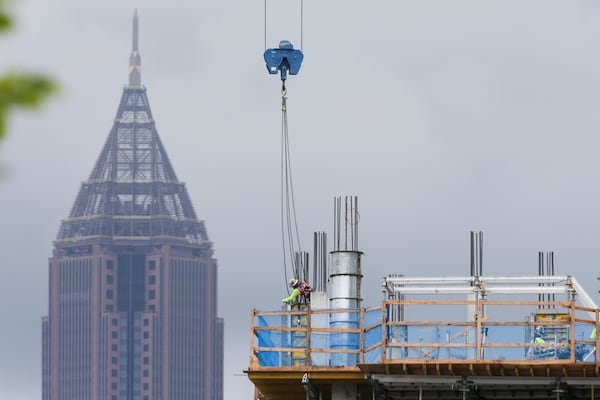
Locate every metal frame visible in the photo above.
<box><xmin>55</xmin><ymin>86</ymin><xmax>209</xmax><ymax>250</ymax></box>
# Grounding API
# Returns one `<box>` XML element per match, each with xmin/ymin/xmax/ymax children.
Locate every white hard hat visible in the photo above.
<box><xmin>289</xmin><ymin>278</ymin><xmax>298</xmax><ymax>287</ymax></box>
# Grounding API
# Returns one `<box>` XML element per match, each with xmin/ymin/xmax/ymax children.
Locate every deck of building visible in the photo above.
<box><xmin>247</xmin><ymin>297</ymin><xmax>600</xmax><ymax>400</ymax></box>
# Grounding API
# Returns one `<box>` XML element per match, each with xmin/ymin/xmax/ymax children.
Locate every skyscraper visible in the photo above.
<box><xmin>42</xmin><ymin>10</ymin><xmax>223</xmax><ymax>400</ymax></box>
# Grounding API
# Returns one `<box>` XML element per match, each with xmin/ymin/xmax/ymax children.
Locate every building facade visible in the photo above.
<box><xmin>42</xmin><ymin>10</ymin><xmax>223</xmax><ymax>400</ymax></box>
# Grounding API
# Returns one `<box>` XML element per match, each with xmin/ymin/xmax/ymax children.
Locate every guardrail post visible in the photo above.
<box><xmin>381</xmin><ymin>302</ymin><xmax>388</xmax><ymax>362</ymax></box>
<box><xmin>476</xmin><ymin>301</ymin><xmax>482</xmax><ymax>361</ymax></box>
<box><xmin>249</xmin><ymin>308</ymin><xmax>256</xmax><ymax>366</ymax></box>
<box><xmin>306</xmin><ymin>305</ymin><xmax>311</xmax><ymax>366</ymax></box>
<box><xmin>360</xmin><ymin>307</ymin><xmax>365</xmax><ymax>364</ymax></box>
<box><xmin>570</xmin><ymin>300</ymin><xmax>576</xmax><ymax>363</ymax></box>
<box><xmin>594</xmin><ymin>309</ymin><xmax>600</xmax><ymax>366</ymax></box>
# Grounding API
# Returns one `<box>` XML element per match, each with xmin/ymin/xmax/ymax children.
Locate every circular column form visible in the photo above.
<box><xmin>329</xmin><ymin>251</ymin><xmax>363</xmax><ymax>366</ymax></box>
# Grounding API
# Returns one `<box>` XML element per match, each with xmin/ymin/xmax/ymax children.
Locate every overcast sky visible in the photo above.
<box><xmin>3</xmin><ymin>1</ymin><xmax>600</xmax><ymax>399</ymax></box>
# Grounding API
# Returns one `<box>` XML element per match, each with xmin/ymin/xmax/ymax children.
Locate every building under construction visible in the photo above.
<box><xmin>250</xmin><ymin>19</ymin><xmax>600</xmax><ymax>399</ymax></box>
<box><xmin>247</xmin><ymin>198</ymin><xmax>600</xmax><ymax>400</ymax></box>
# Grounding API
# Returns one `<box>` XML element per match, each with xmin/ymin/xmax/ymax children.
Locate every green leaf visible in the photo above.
<box><xmin>0</xmin><ymin>0</ymin><xmax>11</xmax><ymax>32</ymax></box>
<box><xmin>0</xmin><ymin>73</ymin><xmax>57</xmax><ymax>140</ymax></box>
<box><xmin>0</xmin><ymin>12</ymin><xmax>11</xmax><ymax>31</ymax></box>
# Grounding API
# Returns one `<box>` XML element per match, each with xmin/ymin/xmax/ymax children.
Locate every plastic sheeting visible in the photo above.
<box><xmin>253</xmin><ymin>310</ymin><xmax>598</xmax><ymax>366</ymax></box>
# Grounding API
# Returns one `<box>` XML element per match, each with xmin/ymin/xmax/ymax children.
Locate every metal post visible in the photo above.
<box><xmin>470</xmin><ymin>231</ymin><xmax>475</xmax><ymax>277</ymax></box>
<box><xmin>478</xmin><ymin>231</ymin><xmax>483</xmax><ymax>276</ymax></box>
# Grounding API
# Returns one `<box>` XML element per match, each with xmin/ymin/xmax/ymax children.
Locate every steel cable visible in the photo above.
<box><xmin>280</xmin><ymin>93</ymin><xmax>302</xmax><ymax>295</ymax></box>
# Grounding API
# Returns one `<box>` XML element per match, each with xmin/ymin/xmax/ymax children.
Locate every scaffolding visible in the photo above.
<box><xmin>248</xmin><ymin>275</ymin><xmax>600</xmax><ymax>400</ymax></box>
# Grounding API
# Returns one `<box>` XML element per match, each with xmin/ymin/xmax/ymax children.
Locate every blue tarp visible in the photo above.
<box><xmin>257</xmin><ymin>316</ymin><xmax>279</xmax><ymax>366</ymax></box>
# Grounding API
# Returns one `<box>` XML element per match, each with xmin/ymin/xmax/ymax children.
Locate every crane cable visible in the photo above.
<box><xmin>280</xmin><ymin>85</ymin><xmax>302</xmax><ymax>294</ymax></box>
<box><xmin>263</xmin><ymin>0</ymin><xmax>305</xmax><ymax>294</ymax></box>
<box><xmin>264</xmin><ymin>0</ymin><xmax>304</xmax><ymax>52</ymax></box>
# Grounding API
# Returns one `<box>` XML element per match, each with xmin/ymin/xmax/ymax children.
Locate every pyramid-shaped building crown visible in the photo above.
<box><xmin>56</xmin><ymin>11</ymin><xmax>208</xmax><ymax>248</ymax></box>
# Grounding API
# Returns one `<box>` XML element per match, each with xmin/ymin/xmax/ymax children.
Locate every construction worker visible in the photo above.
<box><xmin>584</xmin><ymin>327</ymin><xmax>598</xmax><ymax>362</ymax></box>
<box><xmin>534</xmin><ymin>326</ymin><xmax>546</xmax><ymax>344</ymax></box>
<box><xmin>282</xmin><ymin>278</ymin><xmax>313</xmax><ymax>304</ymax></box>
<box><xmin>527</xmin><ymin>326</ymin><xmax>553</xmax><ymax>360</ymax></box>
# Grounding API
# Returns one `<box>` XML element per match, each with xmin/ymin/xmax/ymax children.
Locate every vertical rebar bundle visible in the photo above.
<box><xmin>538</xmin><ymin>251</ymin><xmax>555</xmax><ymax>308</ymax></box>
<box><xmin>470</xmin><ymin>231</ymin><xmax>483</xmax><ymax>278</ymax></box>
<box><xmin>293</xmin><ymin>251</ymin><xmax>310</xmax><ymax>290</ymax></box>
<box><xmin>333</xmin><ymin>196</ymin><xmax>359</xmax><ymax>252</ymax></box>
<box><xmin>313</xmin><ymin>232</ymin><xmax>327</xmax><ymax>292</ymax></box>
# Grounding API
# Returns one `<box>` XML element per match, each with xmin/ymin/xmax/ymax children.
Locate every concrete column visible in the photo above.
<box><xmin>310</xmin><ymin>292</ymin><xmax>328</xmax><ymax>366</ymax></box>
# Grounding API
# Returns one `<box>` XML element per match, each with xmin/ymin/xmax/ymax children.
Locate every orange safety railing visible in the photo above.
<box><xmin>249</xmin><ymin>300</ymin><xmax>600</xmax><ymax>368</ymax></box>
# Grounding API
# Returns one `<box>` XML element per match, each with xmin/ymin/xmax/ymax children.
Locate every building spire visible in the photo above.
<box><xmin>128</xmin><ymin>8</ymin><xmax>142</xmax><ymax>86</ymax></box>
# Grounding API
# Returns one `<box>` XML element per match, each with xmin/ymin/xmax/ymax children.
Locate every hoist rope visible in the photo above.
<box><xmin>300</xmin><ymin>0</ymin><xmax>304</xmax><ymax>51</ymax></box>
<box><xmin>280</xmin><ymin>89</ymin><xmax>302</xmax><ymax>293</ymax></box>
<box><xmin>263</xmin><ymin>0</ymin><xmax>304</xmax><ymax>51</ymax></box>
<box><xmin>263</xmin><ymin>0</ymin><xmax>305</xmax><ymax>294</ymax></box>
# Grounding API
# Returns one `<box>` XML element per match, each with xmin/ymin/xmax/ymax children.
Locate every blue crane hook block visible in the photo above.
<box><xmin>264</xmin><ymin>40</ymin><xmax>304</xmax><ymax>80</ymax></box>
